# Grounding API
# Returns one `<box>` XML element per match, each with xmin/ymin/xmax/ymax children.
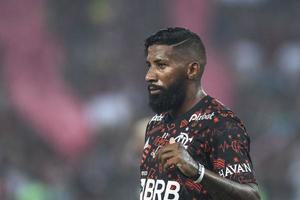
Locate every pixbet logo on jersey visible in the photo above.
<box><xmin>189</xmin><ymin>112</ymin><xmax>215</xmax><ymax>122</ymax></box>
<box><xmin>140</xmin><ymin>178</ymin><xmax>180</xmax><ymax>200</ymax></box>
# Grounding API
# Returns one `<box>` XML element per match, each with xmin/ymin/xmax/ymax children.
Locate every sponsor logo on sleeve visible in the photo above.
<box><xmin>218</xmin><ymin>162</ymin><xmax>252</xmax><ymax>178</ymax></box>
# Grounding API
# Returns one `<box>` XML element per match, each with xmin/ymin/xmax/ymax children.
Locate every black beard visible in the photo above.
<box><xmin>148</xmin><ymin>76</ymin><xmax>186</xmax><ymax>114</ymax></box>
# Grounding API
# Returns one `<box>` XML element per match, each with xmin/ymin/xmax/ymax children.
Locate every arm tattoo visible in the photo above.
<box><xmin>201</xmin><ymin>170</ymin><xmax>261</xmax><ymax>200</ymax></box>
<box><xmin>176</xmin><ymin>145</ymin><xmax>198</xmax><ymax>178</ymax></box>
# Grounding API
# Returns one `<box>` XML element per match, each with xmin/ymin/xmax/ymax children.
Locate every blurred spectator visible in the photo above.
<box><xmin>229</xmin><ymin>39</ymin><xmax>264</xmax><ymax>78</ymax></box>
<box><xmin>84</xmin><ymin>92</ymin><xmax>132</xmax><ymax>131</ymax></box>
<box><xmin>276</xmin><ymin>42</ymin><xmax>300</xmax><ymax>81</ymax></box>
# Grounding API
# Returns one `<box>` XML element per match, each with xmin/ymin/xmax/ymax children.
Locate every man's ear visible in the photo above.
<box><xmin>186</xmin><ymin>62</ymin><xmax>201</xmax><ymax>80</ymax></box>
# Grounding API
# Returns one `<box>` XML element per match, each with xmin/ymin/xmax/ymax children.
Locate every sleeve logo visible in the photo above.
<box><xmin>218</xmin><ymin>162</ymin><xmax>252</xmax><ymax>178</ymax></box>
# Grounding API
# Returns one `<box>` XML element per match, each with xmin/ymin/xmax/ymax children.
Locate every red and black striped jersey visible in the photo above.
<box><xmin>140</xmin><ymin>95</ymin><xmax>257</xmax><ymax>200</ymax></box>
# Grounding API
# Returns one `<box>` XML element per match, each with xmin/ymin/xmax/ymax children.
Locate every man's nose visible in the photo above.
<box><xmin>145</xmin><ymin>67</ymin><xmax>157</xmax><ymax>82</ymax></box>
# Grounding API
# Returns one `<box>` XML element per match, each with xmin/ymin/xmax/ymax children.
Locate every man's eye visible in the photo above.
<box><xmin>157</xmin><ymin>63</ymin><xmax>167</xmax><ymax>68</ymax></box>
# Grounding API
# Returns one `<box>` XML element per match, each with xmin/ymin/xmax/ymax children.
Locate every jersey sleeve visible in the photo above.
<box><xmin>209</xmin><ymin>117</ymin><xmax>257</xmax><ymax>184</ymax></box>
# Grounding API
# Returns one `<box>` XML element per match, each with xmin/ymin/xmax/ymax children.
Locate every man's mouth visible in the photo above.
<box><xmin>148</xmin><ymin>85</ymin><xmax>163</xmax><ymax>95</ymax></box>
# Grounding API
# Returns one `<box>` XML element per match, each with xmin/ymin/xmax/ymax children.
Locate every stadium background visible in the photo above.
<box><xmin>0</xmin><ymin>0</ymin><xmax>299</xmax><ymax>199</ymax></box>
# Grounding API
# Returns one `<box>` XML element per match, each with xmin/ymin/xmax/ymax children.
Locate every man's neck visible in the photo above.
<box><xmin>170</xmin><ymin>87</ymin><xmax>207</xmax><ymax>118</ymax></box>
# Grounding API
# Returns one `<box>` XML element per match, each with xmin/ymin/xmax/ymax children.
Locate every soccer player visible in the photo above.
<box><xmin>140</xmin><ymin>27</ymin><xmax>260</xmax><ymax>200</ymax></box>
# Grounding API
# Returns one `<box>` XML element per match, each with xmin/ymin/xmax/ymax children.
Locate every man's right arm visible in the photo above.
<box><xmin>158</xmin><ymin>142</ymin><xmax>261</xmax><ymax>200</ymax></box>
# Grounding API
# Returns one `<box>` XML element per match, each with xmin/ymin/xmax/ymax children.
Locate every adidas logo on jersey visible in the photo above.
<box><xmin>150</xmin><ymin>114</ymin><xmax>164</xmax><ymax>123</ymax></box>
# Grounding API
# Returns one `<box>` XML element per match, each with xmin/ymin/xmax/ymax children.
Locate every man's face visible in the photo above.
<box><xmin>145</xmin><ymin>44</ymin><xmax>187</xmax><ymax>113</ymax></box>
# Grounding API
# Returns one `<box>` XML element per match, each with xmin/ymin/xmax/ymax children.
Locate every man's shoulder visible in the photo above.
<box><xmin>209</xmin><ymin>97</ymin><xmax>240</xmax><ymax>119</ymax></box>
<box><xmin>209</xmin><ymin>104</ymin><xmax>247</xmax><ymax>136</ymax></box>
<box><xmin>195</xmin><ymin>96</ymin><xmax>245</xmax><ymax>130</ymax></box>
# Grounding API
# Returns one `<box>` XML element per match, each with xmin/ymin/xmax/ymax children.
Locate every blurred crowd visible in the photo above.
<box><xmin>0</xmin><ymin>0</ymin><xmax>299</xmax><ymax>200</ymax></box>
<box><xmin>214</xmin><ymin>1</ymin><xmax>300</xmax><ymax>199</ymax></box>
